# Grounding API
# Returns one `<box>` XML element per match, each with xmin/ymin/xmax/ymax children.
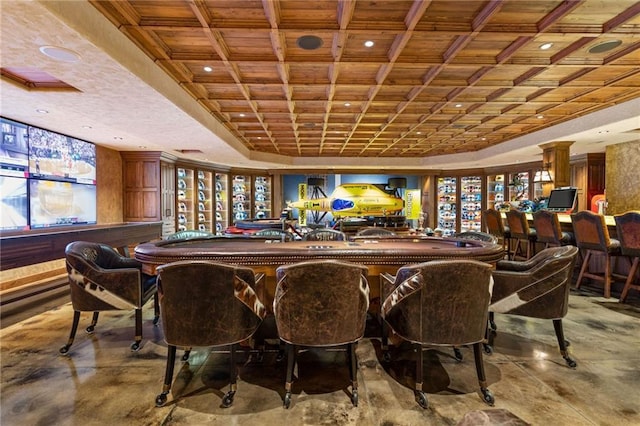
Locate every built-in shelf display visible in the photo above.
<box><xmin>232</xmin><ymin>175</ymin><xmax>251</xmax><ymax>223</ymax></box>
<box><xmin>460</xmin><ymin>176</ymin><xmax>482</xmax><ymax>232</ymax></box>
<box><xmin>487</xmin><ymin>174</ymin><xmax>505</xmax><ymax>211</ymax></box>
<box><xmin>177</xmin><ymin>168</ymin><xmax>195</xmax><ymax>232</ymax></box>
<box><xmin>215</xmin><ymin>173</ymin><xmax>228</xmax><ymax>234</ymax></box>
<box><xmin>254</xmin><ymin>175</ymin><xmax>270</xmax><ymax>219</ymax></box>
<box><xmin>437</xmin><ymin>176</ymin><xmax>456</xmax><ymax>237</ymax></box>
<box><xmin>196</xmin><ymin>170</ymin><xmax>212</xmax><ymax>232</ymax></box>
<box><xmin>509</xmin><ymin>171</ymin><xmax>530</xmax><ymax>202</ymax></box>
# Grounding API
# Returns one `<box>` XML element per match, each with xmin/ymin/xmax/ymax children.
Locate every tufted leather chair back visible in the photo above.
<box><xmin>382</xmin><ymin>260</ymin><xmax>493</xmax><ymax>346</ymax></box>
<box><xmin>303</xmin><ymin>228</ymin><xmax>347</xmax><ymax>241</ymax></box>
<box><xmin>490</xmin><ymin>246</ymin><xmax>579</xmax><ymax>319</ymax></box>
<box><xmin>274</xmin><ymin>260</ymin><xmax>369</xmax><ymax>346</ymax></box>
<box><xmin>614</xmin><ymin>211</ymin><xmax>640</xmax><ymax>257</ymax></box>
<box><xmin>571</xmin><ymin>210</ymin><xmax>614</xmax><ymax>252</ymax></box>
<box><xmin>156</xmin><ymin>260</ymin><xmax>265</xmax><ymax>348</ymax></box>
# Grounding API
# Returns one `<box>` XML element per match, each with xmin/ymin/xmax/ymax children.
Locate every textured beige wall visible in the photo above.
<box><xmin>96</xmin><ymin>145</ymin><xmax>123</xmax><ymax>224</ymax></box>
<box><xmin>606</xmin><ymin>140</ymin><xmax>640</xmax><ymax>215</ymax></box>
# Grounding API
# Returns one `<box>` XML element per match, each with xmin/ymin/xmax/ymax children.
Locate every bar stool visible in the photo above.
<box><xmin>571</xmin><ymin>210</ymin><xmax>626</xmax><ymax>299</ymax></box>
<box><xmin>506</xmin><ymin>209</ymin><xmax>537</xmax><ymax>260</ymax></box>
<box><xmin>614</xmin><ymin>211</ymin><xmax>640</xmax><ymax>303</ymax></box>
<box><xmin>532</xmin><ymin>210</ymin><xmax>575</xmax><ymax>249</ymax></box>
<box><xmin>484</xmin><ymin>208</ymin><xmax>511</xmax><ymax>257</ymax></box>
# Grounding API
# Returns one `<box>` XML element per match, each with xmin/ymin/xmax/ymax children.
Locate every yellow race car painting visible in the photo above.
<box><xmin>289</xmin><ymin>183</ymin><xmax>405</xmax><ymax>219</ymax></box>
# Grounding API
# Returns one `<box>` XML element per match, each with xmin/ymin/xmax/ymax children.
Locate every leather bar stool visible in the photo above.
<box><xmin>571</xmin><ymin>211</ymin><xmax>626</xmax><ymax>299</ymax></box>
<box><xmin>484</xmin><ymin>208</ymin><xmax>511</xmax><ymax>257</ymax></box>
<box><xmin>506</xmin><ymin>209</ymin><xmax>537</xmax><ymax>260</ymax></box>
<box><xmin>614</xmin><ymin>211</ymin><xmax>640</xmax><ymax>302</ymax></box>
<box><xmin>533</xmin><ymin>210</ymin><xmax>575</xmax><ymax>249</ymax></box>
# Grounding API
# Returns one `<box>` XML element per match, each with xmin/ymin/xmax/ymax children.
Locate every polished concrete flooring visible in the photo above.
<box><xmin>1</xmin><ymin>283</ymin><xmax>639</xmax><ymax>426</ymax></box>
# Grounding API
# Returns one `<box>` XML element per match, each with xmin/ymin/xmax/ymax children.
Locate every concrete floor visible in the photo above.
<box><xmin>1</xmin><ymin>283</ymin><xmax>639</xmax><ymax>426</ymax></box>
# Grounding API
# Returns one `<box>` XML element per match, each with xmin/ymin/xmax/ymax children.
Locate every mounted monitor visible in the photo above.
<box><xmin>29</xmin><ymin>180</ymin><xmax>97</xmax><ymax>228</ymax></box>
<box><xmin>0</xmin><ymin>117</ymin><xmax>29</xmax><ymax>178</ymax></box>
<box><xmin>27</xmin><ymin>126</ymin><xmax>96</xmax><ymax>184</ymax></box>
<box><xmin>545</xmin><ymin>187</ymin><xmax>578</xmax><ymax>213</ymax></box>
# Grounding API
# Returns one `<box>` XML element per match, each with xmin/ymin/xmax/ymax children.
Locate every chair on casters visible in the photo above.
<box><xmin>154</xmin><ymin>260</ymin><xmax>266</xmax><ymax>408</ymax></box>
<box><xmin>489</xmin><ymin>246</ymin><xmax>580</xmax><ymax>368</ymax></box>
<box><xmin>614</xmin><ymin>211</ymin><xmax>640</xmax><ymax>303</ymax></box>
<box><xmin>273</xmin><ymin>260</ymin><xmax>370</xmax><ymax>408</ymax></box>
<box><xmin>484</xmin><ymin>208</ymin><xmax>511</xmax><ymax>257</ymax></box>
<box><xmin>60</xmin><ymin>241</ymin><xmax>159</xmax><ymax>354</ymax></box>
<box><xmin>380</xmin><ymin>260</ymin><xmax>495</xmax><ymax>409</ymax></box>
<box><xmin>571</xmin><ymin>210</ymin><xmax>626</xmax><ymax>298</ymax></box>
<box><xmin>532</xmin><ymin>210</ymin><xmax>575</xmax><ymax>248</ymax></box>
<box><xmin>506</xmin><ymin>209</ymin><xmax>537</xmax><ymax>260</ymax></box>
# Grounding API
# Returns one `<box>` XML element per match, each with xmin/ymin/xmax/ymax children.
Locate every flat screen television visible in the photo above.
<box><xmin>27</xmin><ymin>126</ymin><xmax>96</xmax><ymax>184</ymax></box>
<box><xmin>0</xmin><ymin>117</ymin><xmax>29</xmax><ymax>178</ymax></box>
<box><xmin>29</xmin><ymin>179</ymin><xmax>97</xmax><ymax>228</ymax></box>
<box><xmin>546</xmin><ymin>187</ymin><xmax>578</xmax><ymax>212</ymax></box>
<box><xmin>0</xmin><ymin>176</ymin><xmax>29</xmax><ymax>231</ymax></box>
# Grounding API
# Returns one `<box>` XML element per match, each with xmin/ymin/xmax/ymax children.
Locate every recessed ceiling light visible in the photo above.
<box><xmin>364</xmin><ymin>40</ymin><xmax>374</xmax><ymax>48</ymax></box>
<box><xmin>203</xmin><ymin>66</ymin><xmax>213</xmax><ymax>72</ymax></box>
<box><xmin>416</xmin><ymin>131</ymin><xmax>422</xmax><ymax>135</ymax></box>
<box><xmin>539</xmin><ymin>43</ymin><xmax>553</xmax><ymax>50</ymax></box>
<box><xmin>239</xmin><ymin>113</ymin><xmax>245</xmax><ymax>117</ymax></box>
<box><xmin>39</xmin><ymin>45</ymin><xmax>81</xmax><ymax>62</ymax></box>
<box><xmin>82</xmin><ymin>125</ymin><xmax>92</xmax><ymax>129</ymax></box>
<box><xmin>36</xmin><ymin>109</ymin><xmax>49</xmax><ymax>114</ymax></box>
<box><xmin>296</xmin><ymin>35</ymin><xmax>323</xmax><ymax>50</ymax></box>
<box><xmin>138</xmin><ymin>145</ymin><xmax>147</xmax><ymax>149</ymax></box>
<box><xmin>455</xmin><ymin>103</ymin><xmax>463</xmax><ymax>108</ymax></box>
<box><xmin>589</xmin><ymin>39</ymin><xmax>622</xmax><ymax>54</ymax></box>
<box><xmin>537</xmin><ymin>115</ymin><xmax>544</xmax><ymax>119</ymax></box>
<box><xmin>344</xmin><ymin>102</ymin><xmax>351</xmax><ymax>107</ymax></box>
<box><xmin>113</xmin><ymin>136</ymin><xmax>123</xmax><ymax>140</ymax></box>
<box><xmin>481</xmin><ymin>137</ymin><xmax>486</xmax><ymax>140</ymax></box>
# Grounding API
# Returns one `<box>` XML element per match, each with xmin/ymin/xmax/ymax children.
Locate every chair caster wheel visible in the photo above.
<box><xmin>489</xmin><ymin>320</ymin><xmax>497</xmax><ymax>331</ymax></box>
<box><xmin>415</xmin><ymin>390</ymin><xmax>428</xmax><ymax>409</ymax></box>
<box><xmin>382</xmin><ymin>351</ymin><xmax>392</xmax><ymax>363</ymax></box>
<box><xmin>153</xmin><ymin>316</ymin><xmax>160</xmax><ymax>326</ymax></box>
<box><xmin>155</xmin><ymin>392</ymin><xmax>168</xmax><ymax>407</ymax></box>
<box><xmin>564</xmin><ymin>355</ymin><xmax>577</xmax><ymax>369</ymax></box>
<box><xmin>481</xmin><ymin>388</ymin><xmax>495</xmax><ymax>406</ymax></box>
<box><xmin>453</xmin><ymin>347</ymin><xmax>463</xmax><ymax>362</ymax></box>
<box><xmin>276</xmin><ymin>350</ymin><xmax>285</xmax><ymax>362</ymax></box>
<box><xmin>86</xmin><ymin>325</ymin><xmax>95</xmax><ymax>334</ymax></box>
<box><xmin>283</xmin><ymin>391</ymin><xmax>291</xmax><ymax>409</ymax></box>
<box><xmin>59</xmin><ymin>345</ymin><xmax>70</xmax><ymax>354</ymax></box>
<box><xmin>351</xmin><ymin>390</ymin><xmax>358</xmax><ymax>407</ymax></box>
<box><xmin>564</xmin><ymin>339</ymin><xmax>571</xmax><ymax>347</ymax></box>
<box><xmin>483</xmin><ymin>343</ymin><xmax>493</xmax><ymax>355</ymax></box>
<box><xmin>182</xmin><ymin>351</ymin><xmax>191</xmax><ymax>362</ymax></box>
<box><xmin>221</xmin><ymin>390</ymin><xmax>235</xmax><ymax>408</ymax></box>
<box><xmin>130</xmin><ymin>341</ymin><xmax>141</xmax><ymax>351</ymax></box>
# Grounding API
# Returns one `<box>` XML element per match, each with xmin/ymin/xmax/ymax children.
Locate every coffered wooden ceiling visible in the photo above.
<box><xmin>89</xmin><ymin>0</ymin><xmax>640</xmax><ymax>160</ymax></box>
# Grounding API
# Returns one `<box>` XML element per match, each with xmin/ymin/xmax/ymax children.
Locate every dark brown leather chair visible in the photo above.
<box><xmin>274</xmin><ymin>260</ymin><xmax>370</xmax><ymax>408</ymax></box>
<box><xmin>571</xmin><ymin>210</ymin><xmax>625</xmax><ymax>298</ymax></box>
<box><xmin>506</xmin><ymin>209</ymin><xmax>537</xmax><ymax>260</ymax></box>
<box><xmin>355</xmin><ymin>227</ymin><xmax>397</xmax><ymax>237</ymax></box>
<box><xmin>380</xmin><ymin>260</ymin><xmax>495</xmax><ymax>409</ymax></box>
<box><xmin>489</xmin><ymin>246</ymin><xmax>580</xmax><ymax>368</ymax></box>
<box><xmin>484</xmin><ymin>208</ymin><xmax>511</xmax><ymax>255</ymax></box>
<box><xmin>532</xmin><ymin>210</ymin><xmax>575</xmax><ymax>249</ymax></box>
<box><xmin>302</xmin><ymin>228</ymin><xmax>347</xmax><ymax>241</ymax></box>
<box><xmin>252</xmin><ymin>228</ymin><xmax>294</xmax><ymax>241</ymax></box>
<box><xmin>164</xmin><ymin>229</ymin><xmax>216</xmax><ymax>240</ymax></box>
<box><xmin>154</xmin><ymin>260</ymin><xmax>266</xmax><ymax>408</ymax></box>
<box><xmin>455</xmin><ymin>231</ymin><xmax>498</xmax><ymax>244</ymax></box>
<box><xmin>614</xmin><ymin>211</ymin><xmax>640</xmax><ymax>302</ymax></box>
<box><xmin>60</xmin><ymin>241</ymin><xmax>159</xmax><ymax>354</ymax></box>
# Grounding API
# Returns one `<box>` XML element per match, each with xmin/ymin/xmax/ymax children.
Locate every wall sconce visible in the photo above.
<box><xmin>533</xmin><ymin>163</ymin><xmax>553</xmax><ymax>183</ymax></box>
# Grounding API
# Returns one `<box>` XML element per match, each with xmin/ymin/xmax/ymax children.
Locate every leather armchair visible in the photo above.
<box><xmin>381</xmin><ymin>260</ymin><xmax>495</xmax><ymax>409</ymax></box>
<box><xmin>489</xmin><ymin>245</ymin><xmax>580</xmax><ymax>368</ymax></box>
<box><xmin>302</xmin><ymin>228</ymin><xmax>347</xmax><ymax>241</ymax></box>
<box><xmin>274</xmin><ymin>259</ymin><xmax>369</xmax><ymax>408</ymax></box>
<box><xmin>154</xmin><ymin>260</ymin><xmax>266</xmax><ymax>408</ymax></box>
<box><xmin>60</xmin><ymin>241</ymin><xmax>159</xmax><ymax>354</ymax></box>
